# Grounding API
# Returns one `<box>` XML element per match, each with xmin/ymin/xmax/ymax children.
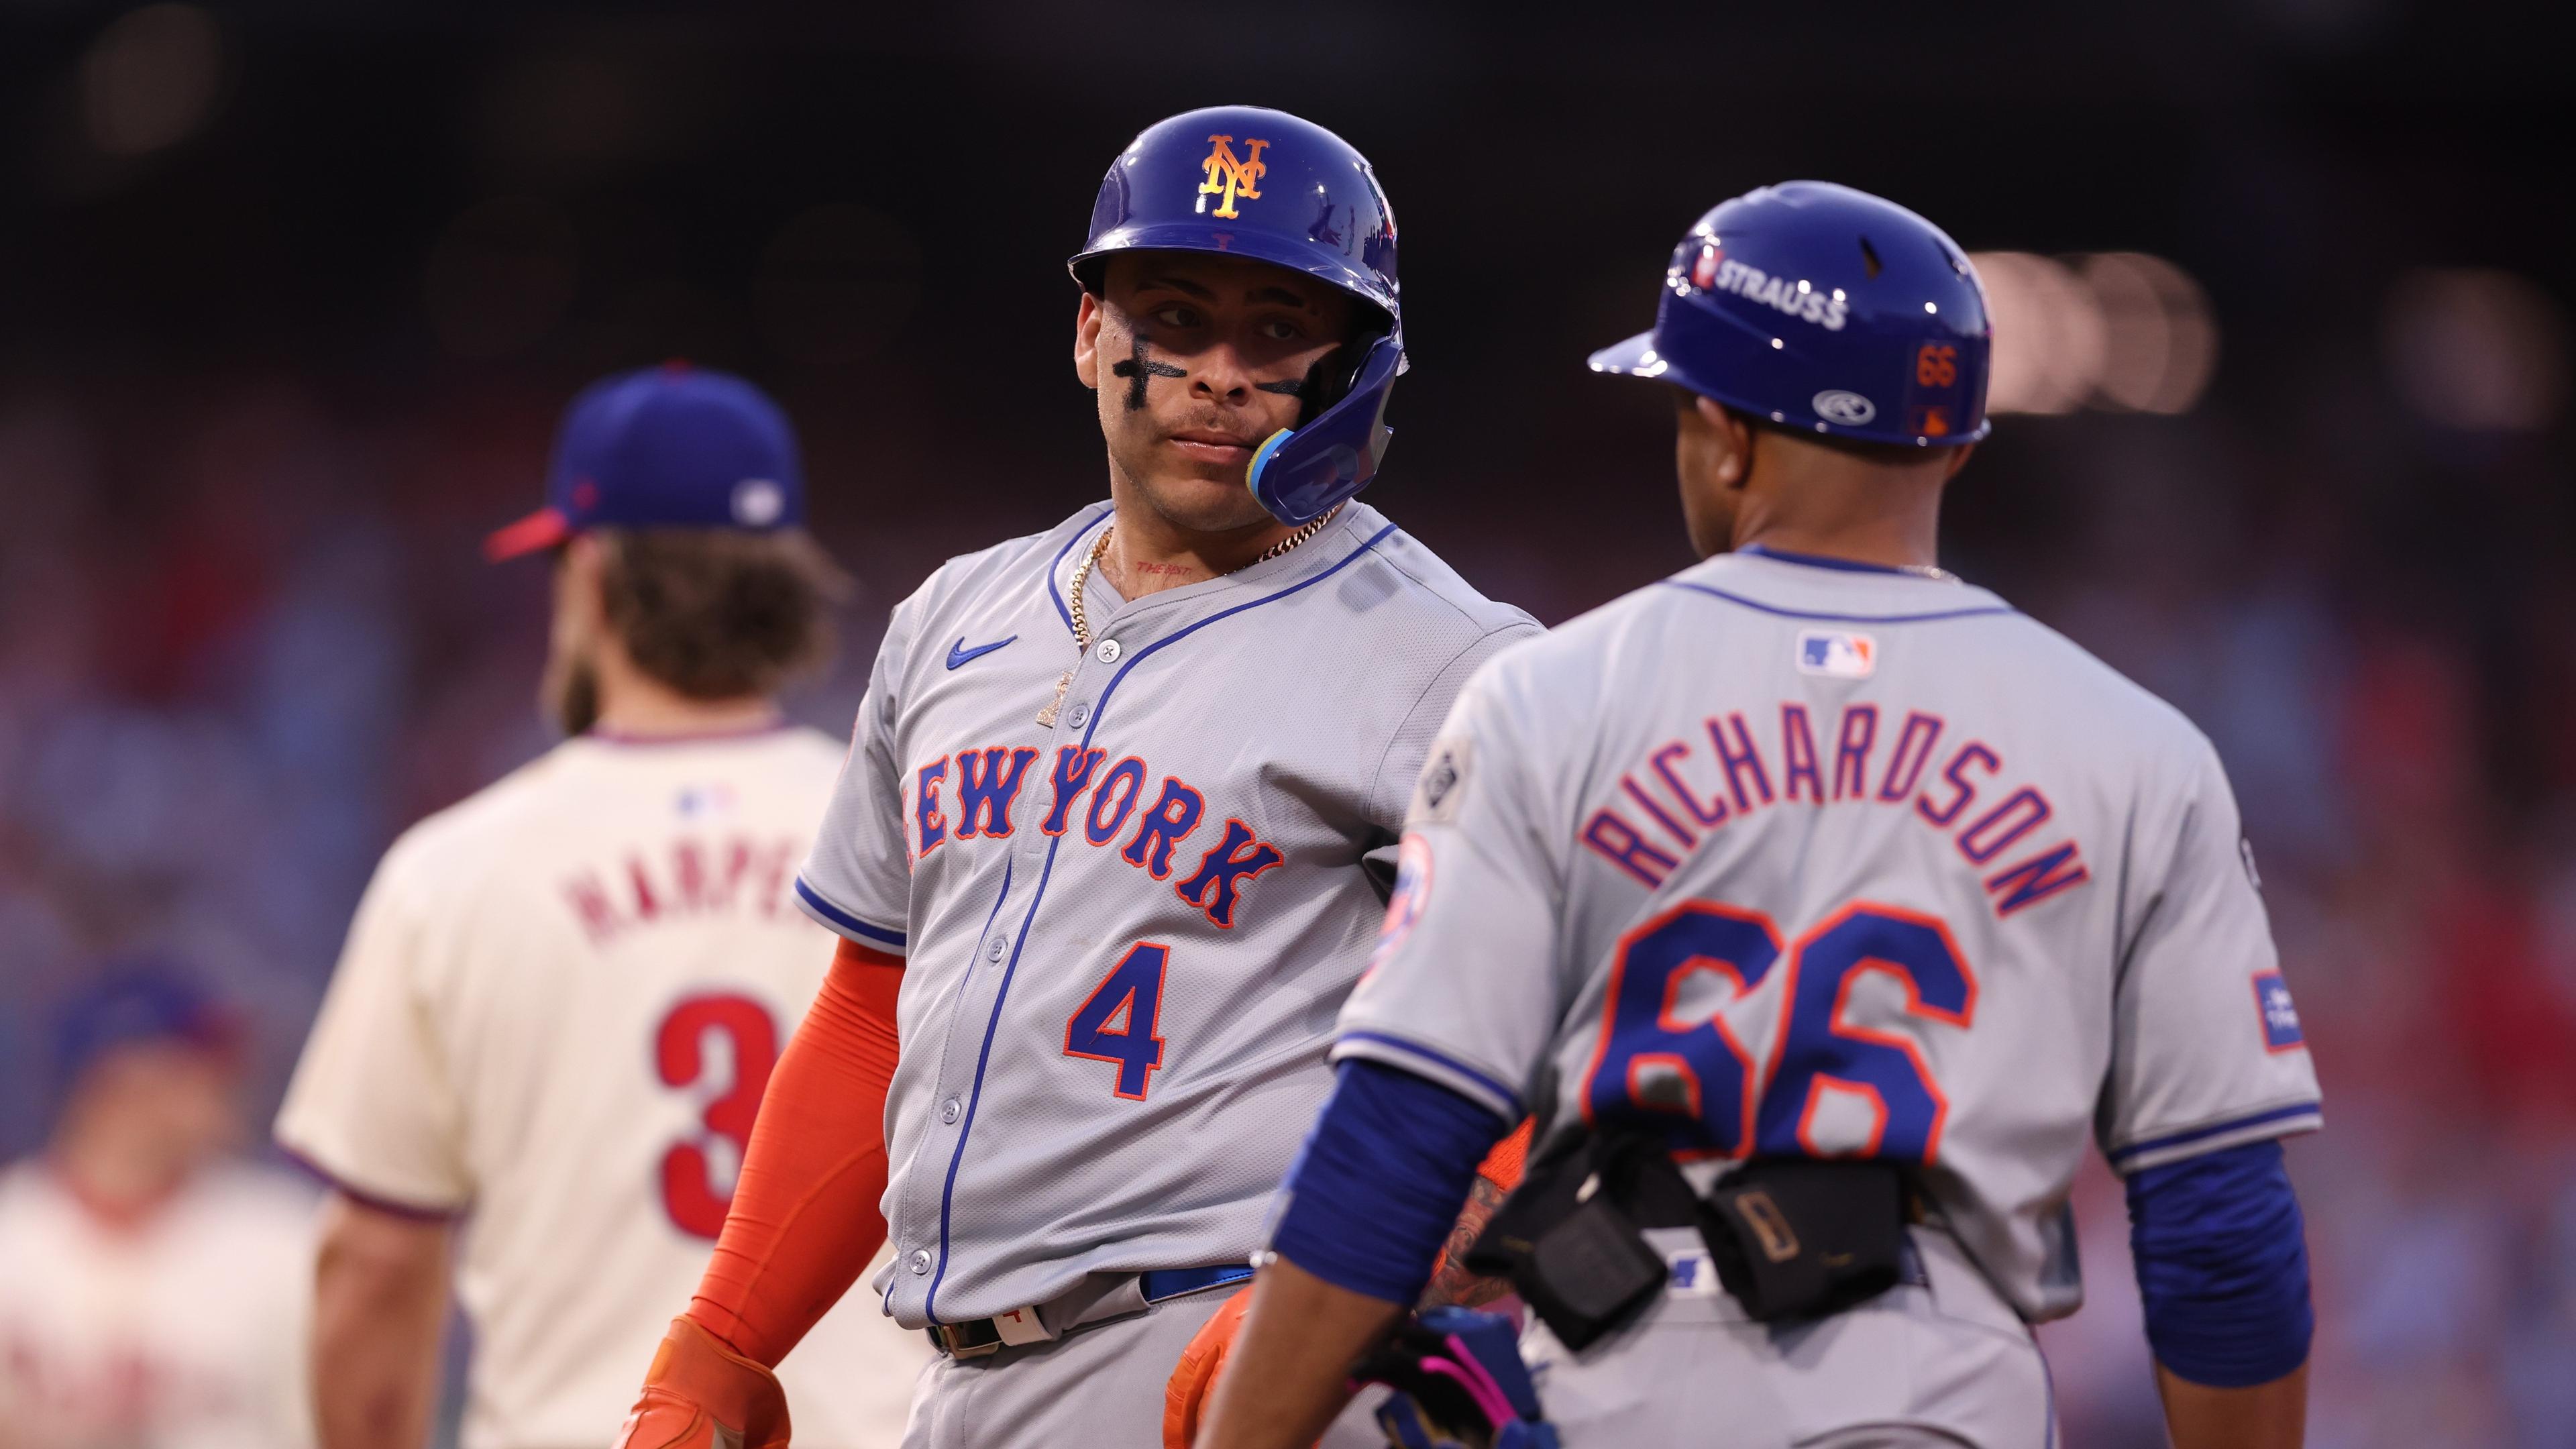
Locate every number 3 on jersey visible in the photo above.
<box><xmin>1064</xmin><ymin>941</ymin><xmax>1170</xmax><ymax>1100</ymax></box>
<box><xmin>655</xmin><ymin>994</ymin><xmax>780</xmax><ymax>1239</ymax></box>
<box><xmin>1581</xmin><ymin>901</ymin><xmax>1975</xmax><ymax>1164</ymax></box>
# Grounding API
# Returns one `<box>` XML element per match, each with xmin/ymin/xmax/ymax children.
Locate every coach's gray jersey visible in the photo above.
<box><xmin>797</xmin><ymin>500</ymin><xmax>1538</xmax><ymax>1327</ymax></box>
<box><xmin>1336</xmin><ymin>547</ymin><xmax>2320</xmax><ymax>1323</ymax></box>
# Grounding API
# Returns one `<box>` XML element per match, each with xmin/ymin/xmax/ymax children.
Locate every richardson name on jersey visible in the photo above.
<box><xmin>1578</xmin><ymin>702</ymin><xmax>2091</xmax><ymax>918</ymax></box>
<box><xmin>561</xmin><ymin>835</ymin><xmax>805</xmax><ymax>944</ymax></box>
<box><xmin>913</xmin><ymin>745</ymin><xmax>1285</xmax><ymax>928</ymax></box>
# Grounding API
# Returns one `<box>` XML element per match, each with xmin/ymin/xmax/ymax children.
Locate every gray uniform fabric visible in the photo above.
<box><xmin>1333</xmin><ymin>548</ymin><xmax>2323</xmax><ymax>1444</ymax></box>
<box><xmin>1521</xmin><ymin>1226</ymin><xmax>2049</xmax><ymax>1448</ymax></box>
<box><xmin>898</xmin><ymin>1287</ymin><xmax>1385</xmax><ymax>1449</ymax></box>
<box><xmin>796</xmin><ymin>499</ymin><xmax>1538</xmax><ymax>1335</ymax></box>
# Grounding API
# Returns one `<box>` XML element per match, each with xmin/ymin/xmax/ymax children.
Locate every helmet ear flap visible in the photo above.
<box><xmin>1294</xmin><ymin>337</ymin><xmax>1364</xmax><ymax>425</ymax></box>
<box><xmin>1245</xmin><ymin>335</ymin><xmax>1403</xmax><ymax>525</ymax></box>
<box><xmin>1273</xmin><ymin>307</ymin><xmax>1399</xmax><ymax>427</ymax></box>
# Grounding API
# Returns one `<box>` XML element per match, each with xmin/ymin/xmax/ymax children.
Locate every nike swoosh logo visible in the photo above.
<box><xmin>945</xmin><ymin>635</ymin><xmax>1018</xmax><ymax>669</ymax></box>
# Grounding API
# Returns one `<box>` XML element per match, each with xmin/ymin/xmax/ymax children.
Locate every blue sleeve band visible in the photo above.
<box><xmin>1271</xmin><ymin>1059</ymin><xmax>1510</xmax><ymax>1307</ymax></box>
<box><xmin>2127</xmin><ymin>1138</ymin><xmax>2314</xmax><ymax>1388</ymax></box>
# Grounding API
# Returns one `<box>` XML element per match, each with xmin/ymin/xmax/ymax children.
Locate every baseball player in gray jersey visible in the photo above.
<box><xmin>612</xmin><ymin>107</ymin><xmax>1538</xmax><ymax>1449</ymax></box>
<box><xmin>1195</xmin><ymin>184</ymin><xmax>2322</xmax><ymax>1449</ymax></box>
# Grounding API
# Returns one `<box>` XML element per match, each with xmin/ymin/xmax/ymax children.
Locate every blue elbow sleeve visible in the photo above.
<box><xmin>1269</xmin><ymin>1060</ymin><xmax>1509</xmax><ymax>1306</ymax></box>
<box><xmin>2127</xmin><ymin>1138</ymin><xmax>2313</xmax><ymax>1388</ymax></box>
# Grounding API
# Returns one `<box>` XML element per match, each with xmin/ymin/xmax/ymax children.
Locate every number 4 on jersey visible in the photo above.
<box><xmin>1064</xmin><ymin>941</ymin><xmax>1170</xmax><ymax>1100</ymax></box>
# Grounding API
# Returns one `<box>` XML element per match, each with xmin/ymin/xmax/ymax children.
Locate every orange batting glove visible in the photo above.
<box><xmin>1163</xmin><ymin>1285</ymin><xmax>1253</xmax><ymax>1449</ymax></box>
<box><xmin>614</xmin><ymin>1317</ymin><xmax>792</xmax><ymax>1449</ymax></box>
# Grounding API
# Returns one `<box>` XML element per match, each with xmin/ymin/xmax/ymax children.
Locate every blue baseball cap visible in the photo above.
<box><xmin>52</xmin><ymin>959</ymin><xmax>241</xmax><ymax>1102</ymax></box>
<box><xmin>485</xmin><ymin>362</ymin><xmax>807</xmax><ymax>561</ymax></box>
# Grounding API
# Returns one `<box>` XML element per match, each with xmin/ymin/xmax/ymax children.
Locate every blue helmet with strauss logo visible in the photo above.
<box><xmin>1590</xmin><ymin>182</ymin><xmax>1992</xmax><ymax>447</ymax></box>
<box><xmin>1070</xmin><ymin>105</ymin><xmax>1403</xmax><ymax>525</ymax></box>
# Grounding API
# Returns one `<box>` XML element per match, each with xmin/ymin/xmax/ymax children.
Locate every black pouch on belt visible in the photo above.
<box><xmin>1693</xmin><ymin>1158</ymin><xmax>1911</xmax><ymax>1322</ymax></box>
<box><xmin>1462</xmin><ymin>1129</ymin><xmax>1693</xmax><ymax>1352</ymax></box>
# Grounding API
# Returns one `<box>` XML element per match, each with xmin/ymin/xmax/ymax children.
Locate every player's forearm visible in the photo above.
<box><xmin>2127</xmin><ymin>1138</ymin><xmax>2313</xmax><ymax>1449</ymax></box>
<box><xmin>2158</xmin><ymin>1361</ymin><xmax>2307</xmax><ymax>1449</ymax></box>
<box><xmin>311</xmin><ymin>1193</ymin><xmax>451</xmax><ymax>1449</ymax></box>
<box><xmin>1418</xmin><ymin>1173</ymin><xmax>1511</xmax><ymax>1309</ymax></box>
<box><xmin>1197</xmin><ymin>1257</ymin><xmax>1403</xmax><ymax>1449</ymax></box>
<box><xmin>685</xmin><ymin>938</ymin><xmax>900</xmax><ymax>1364</ymax></box>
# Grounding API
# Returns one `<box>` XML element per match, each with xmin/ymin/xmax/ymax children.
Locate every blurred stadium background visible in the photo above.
<box><xmin>3</xmin><ymin>2</ymin><xmax>2572</xmax><ymax>1445</ymax></box>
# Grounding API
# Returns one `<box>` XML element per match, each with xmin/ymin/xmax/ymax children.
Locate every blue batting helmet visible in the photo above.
<box><xmin>1070</xmin><ymin>105</ymin><xmax>1404</xmax><ymax>525</ymax></box>
<box><xmin>1589</xmin><ymin>182</ymin><xmax>1992</xmax><ymax>447</ymax></box>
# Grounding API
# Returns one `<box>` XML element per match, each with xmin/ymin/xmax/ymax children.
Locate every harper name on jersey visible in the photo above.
<box><xmin>1572</xmin><ymin>697</ymin><xmax>2090</xmax><ymax>920</ymax></box>
<box><xmin>795</xmin><ymin>500</ymin><xmax>1539</xmax><ymax>1328</ymax></box>
<box><xmin>561</xmin><ymin>833</ymin><xmax>806</xmax><ymax>944</ymax></box>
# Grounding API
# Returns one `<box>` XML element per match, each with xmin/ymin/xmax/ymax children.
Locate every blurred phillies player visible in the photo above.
<box><xmin>609</xmin><ymin>106</ymin><xmax>1540</xmax><ymax>1449</ymax></box>
<box><xmin>273</xmin><ymin>366</ymin><xmax>925</xmax><ymax>1449</ymax></box>
<box><xmin>0</xmin><ymin>964</ymin><xmax>315</xmax><ymax>1449</ymax></box>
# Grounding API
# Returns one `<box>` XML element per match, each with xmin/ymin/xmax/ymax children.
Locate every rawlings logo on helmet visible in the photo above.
<box><xmin>1811</xmin><ymin>390</ymin><xmax>1876</xmax><ymax>425</ymax></box>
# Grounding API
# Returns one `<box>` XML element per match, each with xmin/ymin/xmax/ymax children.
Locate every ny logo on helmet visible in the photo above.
<box><xmin>1197</xmin><ymin>135</ymin><xmax>1268</xmax><ymax>219</ymax></box>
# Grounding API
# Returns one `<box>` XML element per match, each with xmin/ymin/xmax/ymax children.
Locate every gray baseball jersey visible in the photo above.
<box><xmin>796</xmin><ymin>500</ymin><xmax>1539</xmax><ymax>1328</ymax></box>
<box><xmin>1336</xmin><ymin>546</ymin><xmax>2321</xmax><ymax>1323</ymax></box>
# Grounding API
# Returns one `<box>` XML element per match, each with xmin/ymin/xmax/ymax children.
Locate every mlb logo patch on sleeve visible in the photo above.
<box><xmin>1796</xmin><ymin>629</ymin><xmax>1877</xmax><ymax>679</ymax></box>
<box><xmin>2253</xmin><ymin>971</ymin><xmax>2304</xmax><ymax>1052</ymax></box>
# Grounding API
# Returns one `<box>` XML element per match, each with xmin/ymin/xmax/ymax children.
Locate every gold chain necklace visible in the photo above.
<box><xmin>1036</xmin><ymin>504</ymin><xmax>1342</xmax><ymax>727</ymax></box>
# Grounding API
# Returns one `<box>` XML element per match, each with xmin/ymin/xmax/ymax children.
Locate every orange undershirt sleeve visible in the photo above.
<box><xmin>684</xmin><ymin>938</ymin><xmax>903</xmax><ymax>1366</ymax></box>
<box><xmin>1476</xmin><ymin>1118</ymin><xmax>1534</xmax><ymax>1194</ymax></box>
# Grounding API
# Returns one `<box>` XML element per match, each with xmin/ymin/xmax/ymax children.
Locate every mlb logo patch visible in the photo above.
<box><xmin>1796</xmin><ymin>629</ymin><xmax>1877</xmax><ymax>679</ymax></box>
<box><xmin>676</xmin><ymin>784</ymin><xmax>737</xmax><ymax>818</ymax></box>
<box><xmin>2253</xmin><ymin>971</ymin><xmax>2304</xmax><ymax>1053</ymax></box>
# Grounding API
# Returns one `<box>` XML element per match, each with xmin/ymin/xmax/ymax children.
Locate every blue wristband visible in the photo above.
<box><xmin>1271</xmin><ymin>1060</ymin><xmax>1509</xmax><ymax>1306</ymax></box>
<box><xmin>2127</xmin><ymin>1138</ymin><xmax>2314</xmax><ymax>1387</ymax></box>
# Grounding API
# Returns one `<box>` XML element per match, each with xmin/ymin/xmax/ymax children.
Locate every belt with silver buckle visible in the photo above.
<box><xmin>925</xmin><ymin>1265</ymin><xmax>1254</xmax><ymax>1358</ymax></box>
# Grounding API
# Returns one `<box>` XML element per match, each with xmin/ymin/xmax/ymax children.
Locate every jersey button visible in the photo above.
<box><xmin>986</xmin><ymin>935</ymin><xmax>1008</xmax><ymax>962</ymax></box>
<box><xmin>908</xmin><ymin>1249</ymin><xmax>931</xmax><ymax>1275</ymax></box>
<box><xmin>1065</xmin><ymin>702</ymin><xmax>1090</xmax><ymax>727</ymax></box>
<box><xmin>1095</xmin><ymin>638</ymin><xmax>1122</xmax><ymax>663</ymax></box>
<box><xmin>941</xmin><ymin>1096</ymin><xmax>961</xmax><ymax>1124</ymax></box>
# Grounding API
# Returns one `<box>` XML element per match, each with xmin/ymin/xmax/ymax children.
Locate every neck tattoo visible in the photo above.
<box><xmin>1035</xmin><ymin>504</ymin><xmax>1344</xmax><ymax>727</ymax></box>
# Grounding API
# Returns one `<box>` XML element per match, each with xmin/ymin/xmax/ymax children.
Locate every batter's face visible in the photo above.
<box><xmin>1674</xmin><ymin>391</ymin><xmax>1754</xmax><ymax>559</ymax></box>
<box><xmin>1074</xmin><ymin>252</ymin><xmax>1356</xmax><ymax>535</ymax></box>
